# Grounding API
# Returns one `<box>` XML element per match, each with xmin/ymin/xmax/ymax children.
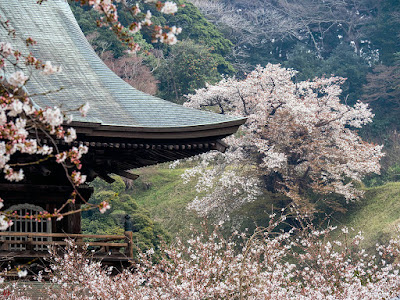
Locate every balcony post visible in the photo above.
<box><xmin>26</xmin><ymin>236</ymin><xmax>33</xmax><ymax>251</ymax></box>
<box><xmin>124</xmin><ymin>215</ymin><xmax>134</xmax><ymax>259</ymax></box>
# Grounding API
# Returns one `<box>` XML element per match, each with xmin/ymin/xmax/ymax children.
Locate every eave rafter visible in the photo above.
<box><xmin>32</xmin><ymin>135</ymin><xmax>228</xmax><ymax>183</ymax></box>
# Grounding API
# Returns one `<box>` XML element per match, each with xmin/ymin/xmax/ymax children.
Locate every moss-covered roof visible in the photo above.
<box><xmin>0</xmin><ymin>0</ymin><xmax>245</xmax><ymax>136</ymax></box>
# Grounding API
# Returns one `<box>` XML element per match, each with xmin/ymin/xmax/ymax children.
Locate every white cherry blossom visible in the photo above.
<box><xmin>7</xmin><ymin>70</ymin><xmax>28</xmax><ymax>86</ymax></box>
<box><xmin>161</xmin><ymin>1</ymin><xmax>178</xmax><ymax>14</ymax></box>
<box><xmin>184</xmin><ymin>64</ymin><xmax>384</xmax><ymax>217</ymax></box>
<box><xmin>0</xmin><ymin>42</ymin><xmax>13</xmax><ymax>57</ymax></box>
<box><xmin>42</xmin><ymin>61</ymin><xmax>62</xmax><ymax>75</ymax></box>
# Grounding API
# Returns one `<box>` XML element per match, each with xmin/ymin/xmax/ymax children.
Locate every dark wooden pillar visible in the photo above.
<box><xmin>67</xmin><ymin>203</ymin><xmax>82</xmax><ymax>234</ymax></box>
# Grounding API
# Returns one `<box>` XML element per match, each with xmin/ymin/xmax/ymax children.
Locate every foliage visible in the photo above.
<box><xmin>284</xmin><ymin>44</ymin><xmax>370</xmax><ymax>104</ymax></box>
<box><xmin>363</xmin><ymin>64</ymin><xmax>400</xmax><ymax>108</ymax></box>
<box><xmin>360</xmin><ymin>64</ymin><xmax>400</xmax><ymax>137</ymax></box>
<box><xmin>283</xmin><ymin>44</ymin><xmax>322</xmax><ymax>82</ymax></box>
<box><xmin>82</xmin><ymin>175</ymin><xmax>170</xmax><ymax>254</ymax></box>
<box><xmin>160</xmin><ymin>0</ymin><xmax>233</xmax><ymax>57</ymax></box>
<box><xmin>317</xmin><ymin>44</ymin><xmax>370</xmax><ymax>104</ymax></box>
<box><xmin>191</xmin><ymin>0</ymin><xmax>379</xmax><ymax>69</ymax></box>
<box><xmin>122</xmin><ymin>0</ymin><xmax>233</xmax><ymax>57</ymax></box>
<box><xmin>143</xmin><ymin>0</ymin><xmax>236</xmax><ymax>102</ymax></box>
<box><xmin>368</xmin><ymin>0</ymin><xmax>400</xmax><ymax>65</ymax></box>
<box><xmin>70</xmin><ymin>0</ymin><xmax>182</xmax><ymax>51</ymax></box>
<box><xmin>184</xmin><ymin>64</ymin><xmax>383</xmax><ymax>218</ymax></box>
<box><xmin>153</xmin><ymin>40</ymin><xmax>228</xmax><ymax>103</ymax></box>
<box><xmin>120</xmin><ymin>165</ymin><xmax>205</xmax><ymax>238</ymax></box>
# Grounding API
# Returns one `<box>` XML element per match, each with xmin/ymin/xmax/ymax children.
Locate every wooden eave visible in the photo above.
<box><xmin>70</xmin><ymin>118</ymin><xmax>246</xmax><ymax>140</ymax></box>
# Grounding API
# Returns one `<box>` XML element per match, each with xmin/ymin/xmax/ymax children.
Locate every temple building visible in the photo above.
<box><xmin>0</xmin><ymin>0</ymin><xmax>244</xmax><ymax>265</ymax></box>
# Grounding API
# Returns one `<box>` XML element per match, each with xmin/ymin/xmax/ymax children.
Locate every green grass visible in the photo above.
<box><xmin>128</xmin><ymin>165</ymin><xmax>204</xmax><ymax>238</ymax></box>
<box><xmin>332</xmin><ymin>182</ymin><xmax>400</xmax><ymax>248</ymax></box>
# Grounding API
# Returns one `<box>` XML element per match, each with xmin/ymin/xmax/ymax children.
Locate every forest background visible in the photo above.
<box><xmin>70</xmin><ymin>0</ymin><xmax>400</xmax><ymax>251</ymax></box>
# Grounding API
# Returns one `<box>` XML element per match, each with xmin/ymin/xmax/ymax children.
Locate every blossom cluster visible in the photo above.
<box><xmin>0</xmin><ymin>43</ymin><xmax>77</xmax><ymax>184</ymax></box>
<box><xmin>73</xmin><ymin>0</ymin><xmax>182</xmax><ymax>51</ymax></box>
<box><xmin>184</xmin><ymin>64</ymin><xmax>384</xmax><ymax>217</ymax></box>
<box><xmin>3</xmin><ymin>219</ymin><xmax>400</xmax><ymax>299</ymax></box>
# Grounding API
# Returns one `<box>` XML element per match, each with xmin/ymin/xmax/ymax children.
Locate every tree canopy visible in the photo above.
<box><xmin>183</xmin><ymin>64</ymin><xmax>383</xmax><ymax>217</ymax></box>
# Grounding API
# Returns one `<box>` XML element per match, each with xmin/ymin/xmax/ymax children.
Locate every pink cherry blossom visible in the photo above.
<box><xmin>99</xmin><ymin>201</ymin><xmax>111</xmax><ymax>214</ymax></box>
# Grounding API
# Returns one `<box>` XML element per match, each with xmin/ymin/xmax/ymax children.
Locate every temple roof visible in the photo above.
<box><xmin>0</xmin><ymin>0</ymin><xmax>245</xmax><ymax>139</ymax></box>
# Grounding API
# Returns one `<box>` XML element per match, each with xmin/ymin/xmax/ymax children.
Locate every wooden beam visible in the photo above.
<box><xmin>0</xmin><ymin>232</ymin><xmax>126</xmax><ymax>239</ymax></box>
<box><xmin>112</xmin><ymin>170</ymin><xmax>139</xmax><ymax>181</ymax></box>
<box><xmin>211</xmin><ymin>140</ymin><xmax>228</xmax><ymax>153</ymax></box>
<box><xmin>1</xmin><ymin>240</ymin><xmax>128</xmax><ymax>247</ymax></box>
<box><xmin>97</xmin><ymin>172</ymin><xmax>115</xmax><ymax>183</ymax></box>
<box><xmin>0</xmin><ymin>183</ymin><xmax>73</xmax><ymax>192</ymax></box>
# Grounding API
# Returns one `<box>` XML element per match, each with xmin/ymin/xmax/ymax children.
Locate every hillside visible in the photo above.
<box><xmin>334</xmin><ymin>182</ymin><xmax>400</xmax><ymax>248</ymax></box>
<box><xmin>117</xmin><ymin>165</ymin><xmax>400</xmax><ymax>248</ymax></box>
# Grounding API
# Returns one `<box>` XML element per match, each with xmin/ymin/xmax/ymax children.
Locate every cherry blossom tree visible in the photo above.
<box><xmin>3</xmin><ymin>217</ymin><xmax>400</xmax><ymax>299</ymax></box>
<box><xmin>182</xmin><ymin>64</ymin><xmax>384</xmax><ymax>217</ymax></box>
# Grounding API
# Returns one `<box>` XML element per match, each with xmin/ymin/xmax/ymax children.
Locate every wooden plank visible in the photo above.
<box><xmin>96</xmin><ymin>237</ymin><xmax>126</xmax><ymax>243</ymax></box>
<box><xmin>0</xmin><ymin>251</ymin><xmax>131</xmax><ymax>261</ymax></box>
<box><xmin>0</xmin><ymin>232</ymin><xmax>126</xmax><ymax>239</ymax></box>
<box><xmin>1</xmin><ymin>240</ymin><xmax>128</xmax><ymax>247</ymax></box>
<box><xmin>0</xmin><ymin>184</ymin><xmax>93</xmax><ymax>193</ymax></box>
<box><xmin>0</xmin><ymin>184</ymin><xmax>72</xmax><ymax>192</ymax></box>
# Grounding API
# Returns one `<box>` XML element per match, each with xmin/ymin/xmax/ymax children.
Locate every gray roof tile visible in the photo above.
<box><xmin>0</xmin><ymin>0</ymin><xmax>244</xmax><ymax>129</ymax></box>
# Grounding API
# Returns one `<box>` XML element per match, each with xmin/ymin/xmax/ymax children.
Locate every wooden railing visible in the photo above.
<box><xmin>0</xmin><ymin>231</ymin><xmax>135</xmax><ymax>259</ymax></box>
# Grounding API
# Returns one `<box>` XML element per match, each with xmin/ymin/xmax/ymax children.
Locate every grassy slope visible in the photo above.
<box><xmin>130</xmin><ymin>165</ymin><xmax>289</xmax><ymax>236</ymax></box>
<box><xmin>130</xmin><ymin>165</ymin><xmax>400</xmax><ymax>247</ymax></box>
<box><xmin>334</xmin><ymin>182</ymin><xmax>400</xmax><ymax>247</ymax></box>
<box><xmin>129</xmin><ymin>165</ymin><xmax>204</xmax><ymax>238</ymax></box>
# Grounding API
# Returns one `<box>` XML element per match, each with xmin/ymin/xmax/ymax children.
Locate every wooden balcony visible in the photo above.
<box><xmin>0</xmin><ymin>231</ymin><xmax>135</xmax><ymax>263</ymax></box>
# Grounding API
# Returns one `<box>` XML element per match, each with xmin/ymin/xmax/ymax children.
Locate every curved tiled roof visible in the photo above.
<box><xmin>0</xmin><ymin>0</ymin><xmax>245</xmax><ymax>138</ymax></box>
